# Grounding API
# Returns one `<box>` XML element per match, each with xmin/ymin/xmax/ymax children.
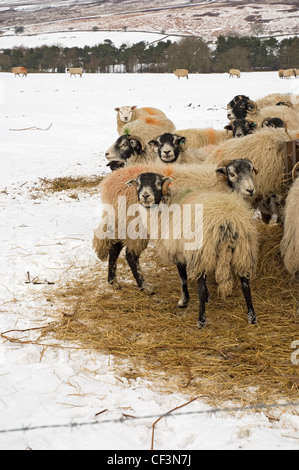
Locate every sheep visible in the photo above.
<box><xmin>174</xmin><ymin>127</ymin><xmax>232</xmax><ymax>148</ymax></box>
<box><xmin>93</xmin><ymin>158</ymin><xmax>257</xmax><ymax>292</ymax></box>
<box><xmin>174</xmin><ymin>69</ymin><xmax>189</xmax><ymax>79</ymax></box>
<box><xmin>120</xmin><ymin>117</ymin><xmax>176</xmax><ymax>145</ymax></box>
<box><xmin>224</xmin><ymin>119</ymin><xmax>258</xmax><ymax>138</ymax></box>
<box><xmin>281</xmin><ymin>69</ymin><xmax>296</xmax><ymax>79</ymax></box>
<box><xmin>127</xmin><ymin>172</ymin><xmax>258</xmax><ymax>328</ymax></box>
<box><xmin>206</xmin><ymin>127</ymin><xmax>299</xmax><ymax>223</ymax></box>
<box><xmin>115</xmin><ymin>105</ymin><xmax>168</xmax><ymax>134</ymax></box>
<box><xmin>69</xmin><ymin>67</ymin><xmax>83</xmax><ymax>77</ymax></box>
<box><xmin>278</xmin><ymin>69</ymin><xmax>284</xmax><ymax>79</ymax></box>
<box><xmin>147</xmin><ymin>132</ymin><xmax>210</xmax><ymax>164</ymax></box>
<box><xmin>228</xmin><ymin>69</ymin><xmax>241</xmax><ymax>78</ymax></box>
<box><xmin>254</xmin><ymin>93</ymin><xmax>298</xmax><ymax>109</ymax></box>
<box><xmin>11</xmin><ymin>66</ymin><xmax>27</xmax><ymax>77</ymax></box>
<box><xmin>227</xmin><ymin>95</ymin><xmax>299</xmax><ymax>130</ymax></box>
<box><xmin>104</xmin><ymin>134</ymin><xmax>157</xmax><ymax>169</ymax></box>
<box><xmin>248</xmin><ymin>105</ymin><xmax>299</xmax><ymax>131</ymax></box>
<box><xmin>280</xmin><ymin>162</ymin><xmax>299</xmax><ymax>315</ymax></box>
<box><xmin>261</xmin><ymin>117</ymin><xmax>285</xmax><ymax>129</ymax></box>
<box><xmin>227</xmin><ymin>95</ymin><xmax>257</xmax><ymax>120</ymax></box>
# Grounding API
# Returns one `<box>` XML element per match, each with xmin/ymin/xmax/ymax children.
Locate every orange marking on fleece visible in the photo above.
<box><xmin>207</xmin><ymin>128</ymin><xmax>216</xmax><ymax>144</ymax></box>
<box><xmin>144</xmin><ymin>116</ymin><xmax>161</xmax><ymax>125</ymax></box>
<box><xmin>163</xmin><ymin>167</ymin><xmax>174</xmax><ymax>177</ymax></box>
<box><xmin>142</xmin><ymin>107</ymin><xmax>157</xmax><ymax>115</ymax></box>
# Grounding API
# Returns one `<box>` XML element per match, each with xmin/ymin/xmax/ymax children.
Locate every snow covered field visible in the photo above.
<box><xmin>1</xmin><ymin>69</ymin><xmax>299</xmax><ymax>451</ymax></box>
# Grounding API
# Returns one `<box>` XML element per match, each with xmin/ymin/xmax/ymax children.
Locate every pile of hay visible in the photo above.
<box><xmin>30</xmin><ymin>175</ymin><xmax>104</xmax><ymax>198</ymax></box>
<box><xmin>42</xmin><ymin>222</ymin><xmax>298</xmax><ymax>406</ymax></box>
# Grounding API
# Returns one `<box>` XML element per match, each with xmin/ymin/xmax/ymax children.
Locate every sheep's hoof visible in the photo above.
<box><xmin>140</xmin><ymin>283</ymin><xmax>155</xmax><ymax>295</ymax></box>
<box><xmin>197</xmin><ymin>318</ymin><xmax>206</xmax><ymax>329</ymax></box>
<box><xmin>248</xmin><ymin>309</ymin><xmax>257</xmax><ymax>324</ymax></box>
<box><xmin>177</xmin><ymin>298</ymin><xmax>189</xmax><ymax>308</ymax></box>
<box><xmin>109</xmin><ymin>279</ymin><xmax>122</xmax><ymax>290</ymax></box>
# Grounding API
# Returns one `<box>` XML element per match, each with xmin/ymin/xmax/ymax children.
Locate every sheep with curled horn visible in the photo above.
<box><xmin>93</xmin><ymin>158</ymin><xmax>257</xmax><ymax>293</ymax></box>
<box><xmin>104</xmin><ymin>134</ymin><xmax>157</xmax><ymax>170</ymax></box>
<box><xmin>281</xmin><ymin>162</ymin><xmax>299</xmax><ymax>315</ymax></box>
<box><xmin>127</xmin><ymin>171</ymin><xmax>258</xmax><ymax>328</ymax></box>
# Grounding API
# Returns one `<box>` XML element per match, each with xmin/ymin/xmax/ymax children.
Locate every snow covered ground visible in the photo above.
<box><xmin>1</xmin><ymin>68</ymin><xmax>299</xmax><ymax>451</ymax></box>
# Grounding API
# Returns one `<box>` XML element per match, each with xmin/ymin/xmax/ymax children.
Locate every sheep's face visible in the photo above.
<box><xmin>105</xmin><ymin>135</ymin><xmax>142</xmax><ymax>162</ymax></box>
<box><xmin>225</xmin><ymin>119</ymin><xmax>257</xmax><ymax>138</ymax></box>
<box><xmin>227</xmin><ymin>97</ymin><xmax>257</xmax><ymax>120</ymax></box>
<box><xmin>262</xmin><ymin>118</ymin><xmax>284</xmax><ymax>129</ymax></box>
<box><xmin>127</xmin><ymin>173</ymin><xmax>171</xmax><ymax>208</ymax></box>
<box><xmin>216</xmin><ymin>159</ymin><xmax>256</xmax><ymax>198</ymax></box>
<box><xmin>148</xmin><ymin>133</ymin><xmax>186</xmax><ymax>163</ymax></box>
<box><xmin>115</xmin><ymin>106</ymin><xmax>136</xmax><ymax>123</ymax></box>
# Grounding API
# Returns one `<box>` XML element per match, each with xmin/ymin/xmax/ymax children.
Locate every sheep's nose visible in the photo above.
<box><xmin>105</xmin><ymin>152</ymin><xmax>109</xmax><ymax>157</ymax></box>
<box><xmin>246</xmin><ymin>188</ymin><xmax>254</xmax><ymax>197</ymax></box>
<box><xmin>142</xmin><ymin>192</ymin><xmax>150</xmax><ymax>201</ymax></box>
<box><xmin>235</xmin><ymin>132</ymin><xmax>243</xmax><ymax>138</ymax></box>
<box><xmin>163</xmin><ymin>150</ymin><xmax>171</xmax><ymax>156</ymax></box>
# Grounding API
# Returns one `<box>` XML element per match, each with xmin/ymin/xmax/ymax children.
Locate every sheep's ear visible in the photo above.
<box><xmin>249</xmin><ymin>122</ymin><xmax>257</xmax><ymax>128</ymax></box>
<box><xmin>128</xmin><ymin>135</ymin><xmax>144</xmax><ymax>151</ymax></box>
<box><xmin>131</xmin><ymin>105</ymin><xmax>137</xmax><ymax>110</ymax></box>
<box><xmin>126</xmin><ymin>179</ymin><xmax>137</xmax><ymax>188</ymax></box>
<box><xmin>215</xmin><ymin>166</ymin><xmax>228</xmax><ymax>181</ymax></box>
<box><xmin>114</xmin><ymin>107</ymin><xmax>120</xmax><ymax>112</ymax></box>
<box><xmin>162</xmin><ymin>177</ymin><xmax>172</xmax><ymax>195</ymax></box>
<box><xmin>242</xmin><ymin>158</ymin><xmax>259</xmax><ymax>175</ymax></box>
<box><xmin>148</xmin><ymin>139</ymin><xmax>159</xmax><ymax>151</ymax></box>
<box><xmin>178</xmin><ymin>136</ymin><xmax>187</xmax><ymax>149</ymax></box>
<box><xmin>224</xmin><ymin>124</ymin><xmax>233</xmax><ymax>131</ymax></box>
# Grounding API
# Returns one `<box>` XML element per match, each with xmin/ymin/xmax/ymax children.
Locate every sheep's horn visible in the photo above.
<box><xmin>246</xmin><ymin>100</ymin><xmax>258</xmax><ymax>114</ymax></box>
<box><xmin>292</xmin><ymin>161</ymin><xmax>299</xmax><ymax>181</ymax></box>
<box><xmin>127</xmin><ymin>135</ymin><xmax>145</xmax><ymax>150</ymax></box>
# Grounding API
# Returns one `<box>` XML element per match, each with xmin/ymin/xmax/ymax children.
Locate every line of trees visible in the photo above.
<box><xmin>0</xmin><ymin>35</ymin><xmax>298</xmax><ymax>73</ymax></box>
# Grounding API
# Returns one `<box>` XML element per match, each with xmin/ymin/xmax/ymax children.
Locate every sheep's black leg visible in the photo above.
<box><xmin>197</xmin><ymin>275</ymin><xmax>208</xmax><ymax>328</ymax></box>
<box><xmin>239</xmin><ymin>276</ymin><xmax>257</xmax><ymax>324</ymax></box>
<box><xmin>108</xmin><ymin>242</ymin><xmax>123</xmax><ymax>288</ymax></box>
<box><xmin>176</xmin><ymin>262</ymin><xmax>190</xmax><ymax>308</ymax></box>
<box><xmin>125</xmin><ymin>249</ymin><xmax>154</xmax><ymax>294</ymax></box>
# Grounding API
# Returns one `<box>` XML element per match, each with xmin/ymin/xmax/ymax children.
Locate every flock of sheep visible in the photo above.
<box><xmin>93</xmin><ymin>93</ymin><xmax>299</xmax><ymax>329</ymax></box>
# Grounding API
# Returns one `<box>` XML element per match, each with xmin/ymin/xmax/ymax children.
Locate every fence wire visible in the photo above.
<box><xmin>1</xmin><ymin>400</ymin><xmax>299</xmax><ymax>435</ymax></box>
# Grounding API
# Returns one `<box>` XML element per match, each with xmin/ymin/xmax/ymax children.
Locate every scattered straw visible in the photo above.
<box><xmin>30</xmin><ymin>175</ymin><xmax>104</xmax><ymax>198</ymax></box>
<box><xmin>6</xmin><ymin>222</ymin><xmax>299</xmax><ymax>407</ymax></box>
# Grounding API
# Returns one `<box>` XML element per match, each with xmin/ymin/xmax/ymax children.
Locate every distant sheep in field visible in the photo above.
<box><xmin>206</xmin><ymin>127</ymin><xmax>299</xmax><ymax>223</ymax></box>
<box><xmin>11</xmin><ymin>67</ymin><xmax>27</xmax><ymax>77</ymax></box>
<box><xmin>174</xmin><ymin>69</ymin><xmax>189</xmax><ymax>79</ymax></box>
<box><xmin>228</xmin><ymin>68</ymin><xmax>240</xmax><ymax>78</ymax></box>
<box><xmin>93</xmin><ymin>158</ymin><xmax>258</xmax><ymax>293</ymax></box>
<box><xmin>68</xmin><ymin>67</ymin><xmax>83</xmax><ymax>77</ymax></box>
<box><xmin>128</xmin><ymin>172</ymin><xmax>258</xmax><ymax>328</ymax></box>
<box><xmin>281</xmin><ymin>68</ymin><xmax>296</xmax><ymax>79</ymax></box>
<box><xmin>280</xmin><ymin>162</ymin><xmax>299</xmax><ymax>315</ymax></box>
<box><xmin>174</xmin><ymin>127</ymin><xmax>232</xmax><ymax>148</ymax></box>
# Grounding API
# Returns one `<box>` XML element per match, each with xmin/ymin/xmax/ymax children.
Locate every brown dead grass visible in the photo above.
<box><xmin>39</xmin><ymin>222</ymin><xmax>299</xmax><ymax>407</ymax></box>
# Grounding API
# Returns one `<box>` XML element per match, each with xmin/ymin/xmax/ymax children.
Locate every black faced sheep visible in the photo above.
<box><xmin>127</xmin><ymin>172</ymin><xmax>258</xmax><ymax>328</ymax></box>
<box><xmin>93</xmin><ymin>159</ymin><xmax>257</xmax><ymax>293</ymax></box>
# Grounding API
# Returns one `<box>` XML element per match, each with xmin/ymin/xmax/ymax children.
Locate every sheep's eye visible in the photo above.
<box><xmin>228</xmin><ymin>171</ymin><xmax>236</xmax><ymax>178</ymax></box>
